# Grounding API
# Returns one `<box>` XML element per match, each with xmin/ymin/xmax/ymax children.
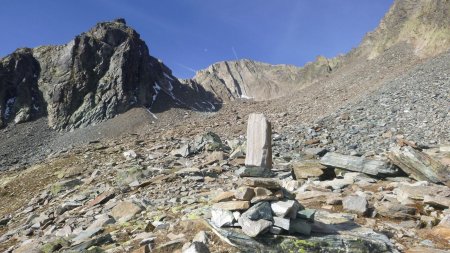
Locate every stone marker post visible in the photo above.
<box><xmin>245</xmin><ymin>113</ymin><xmax>272</xmax><ymax>169</ymax></box>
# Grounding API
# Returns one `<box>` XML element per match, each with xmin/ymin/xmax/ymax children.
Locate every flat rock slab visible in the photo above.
<box><xmin>212</xmin><ymin>201</ymin><xmax>250</xmax><ymax>211</ymax></box>
<box><xmin>320</xmin><ymin>152</ymin><xmax>398</xmax><ymax>177</ymax></box>
<box><xmin>236</xmin><ymin>166</ymin><xmax>273</xmax><ymax>178</ymax></box>
<box><xmin>245</xmin><ymin>113</ymin><xmax>272</xmax><ymax>169</ymax></box>
<box><xmin>111</xmin><ymin>201</ymin><xmax>144</xmax><ymax>222</ymax></box>
<box><xmin>243</xmin><ymin>178</ymin><xmax>280</xmax><ymax>189</ymax></box>
<box><xmin>388</xmin><ymin>146</ymin><xmax>450</xmax><ymax>184</ymax></box>
<box><xmin>212</xmin><ymin>191</ymin><xmax>235</xmax><ymax>203</ymax></box>
<box><xmin>292</xmin><ymin>161</ymin><xmax>331</xmax><ymax>180</ymax></box>
<box><xmin>374</xmin><ymin>201</ymin><xmax>416</xmax><ymax>219</ymax></box>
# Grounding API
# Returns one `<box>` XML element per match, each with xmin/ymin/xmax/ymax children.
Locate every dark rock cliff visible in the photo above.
<box><xmin>0</xmin><ymin>19</ymin><xmax>217</xmax><ymax>130</ymax></box>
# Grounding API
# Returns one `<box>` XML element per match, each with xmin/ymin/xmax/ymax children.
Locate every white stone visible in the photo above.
<box><xmin>245</xmin><ymin>113</ymin><xmax>272</xmax><ymax>169</ymax></box>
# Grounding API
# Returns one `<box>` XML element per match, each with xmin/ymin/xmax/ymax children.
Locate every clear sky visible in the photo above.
<box><xmin>1</xmin><ymin>0</ymin><xmax>393</xmax><ymax>78</ymax></box>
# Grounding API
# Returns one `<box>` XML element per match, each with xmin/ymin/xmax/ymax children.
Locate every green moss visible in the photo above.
<box><xmin>41</xmin><ymin>238</ymin><xmax>69</xmax><ymax>253</ymax></box>
<box><xmin>280</xmin><ymin>239</ymin><xmax>320</xmax><ymax>253</ymax></box>
<box><xmin>50</xmin><ymin>183</ymin><xmax>62</xmax><ymax>195</ymax></box>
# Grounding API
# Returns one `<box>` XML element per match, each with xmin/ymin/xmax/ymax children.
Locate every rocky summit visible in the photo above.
<box><xmin>1</xmin><ymin>0</ymin><xmax>450</xmax><ymax>253</ymax></box>
<box><xmin>0</xmin><ymin>18</ymin><xmax>218</xmax><ymax>131</ymax></box>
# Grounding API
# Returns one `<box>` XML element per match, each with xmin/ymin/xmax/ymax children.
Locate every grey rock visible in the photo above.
<box><xmin>193</xmin><ymin>231</ymin><xmax>209</xmax><ymax>245</ymax></box>
<box><xmin>234</xmin><ymin>186</ymin><xmax>255</xmax><ymax>201</ymax></box>
<box><xmin>171</xmin><ymin>144</ymin><xmax>191</xmax><ymax>158</ymax></box>
<box><xmin>211</xmin><ymin>208</ymin><xmax>234</xmax><ymax>227</ymax></box>
<box><xmin>289</xmin><ymin>219</ymin><xmax>312</xmax><ymax>236</ymax></box>
<box><xmin>375</xmin><ymin>200</ymin><xmax>416</xmax><ymax>219</ymax></box>
<box><xmin>320</xmin><ymin>152</ymin><xmax>399</xmax><ymax>177</ymax></box>
<box><xmin>273</xmin><ymin>216</ymin><xmax>290</xmax><ymax>230</ymax></box>
<box><xmin>423</xmin><ymin>195</ymin><xmax>450</xmax><ymax>209</ymax></box>
<box><xmin>0</xmin><ymin>19</ymin><xmax>219</xmax><ymax>130</ymax></box>
<box><xmin>235</xmin><ymin>166</ymin><xmax>273</xmax><ymax>178</ymax></box>
<box><xmin>241</xmin><ymin>201</ymin><xmax>273</xmax><ymax>221</ymax></box>
<box><xmin>342</xmin><ymin>195</ymin><xmax>368</xmax><ymax>215</ymax></box>
<box><xmin>388</xmin><ymin>146</ymin><xmax>450</xmax><ymax>184</ymax></box>
<box><xmin>183</xmin><ymin>242</ymin><xmax>210</xmax><ymax>253</ymax></box>
<box><xmin>123</xmin><ymin>150</ymin><xmax>137</xmax><ymax>160</ymax></box>
<box><xmin>245</xmin><ymin>113</ymin><xmax>272</xmax><ymax>169</ymax></box>
<box><xmin>238</xmin><ymin>215</ymin><xmax>272</xmax><ymax>237</ymax></box>
<box><xmin>192</xmin><ymin>132</ymin><xmax>226</xmax><ymax>153</ymax></box>
<box><xmin>70</xmin><ymin>233</ymin><xmax>114</xmax><ymax>251</ymax></box>
<box><xmin>72</xmin><ymin>214</ymin><xmax>115</xmax><ymax>244</ymax></box>
<box><xmin>297</xmin><ymin>209</ymin><xmax>316</xmax><ymax>222</ymax></box>
<box><xmin>243</xmin><ymin>177</ymin><xmax>280</xmax><ymax>189</ymax></box>
<box><xmin>110</xmin><ymin>201</ymin><xmax>144</xmax><ymax>222</ymax></box>
<box><xmin>271</xmin><ymin>200</ymin><xmax>301</xmax><ymax>219</ymax></box>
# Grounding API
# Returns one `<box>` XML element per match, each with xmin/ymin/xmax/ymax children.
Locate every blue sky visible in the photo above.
<box><xmin>1</xmin><ymin>0</ymin><xmax>393</xmax><ymax>78</ymax></box>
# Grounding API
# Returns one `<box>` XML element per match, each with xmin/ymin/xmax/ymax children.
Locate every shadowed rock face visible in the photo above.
<box><xmin>0</xmin><ymin>49</ymin><xmax>43</xmax><ymax>128</ymax></box>
<box><xmin>0</xmin><ymin>19</ymin><xmax>219</xmax><ymax>130</ymax></box>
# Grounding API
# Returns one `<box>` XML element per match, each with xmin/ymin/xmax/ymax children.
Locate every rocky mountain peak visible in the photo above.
<box><xmin>0</xmin><ymin>19</ymin><xmax>217</xmax><ymax>130</ymax></box>
<box><xmin>358</xmin><ymin>0</ymin><xmax>450</xmax><ymax>59</ymax></box>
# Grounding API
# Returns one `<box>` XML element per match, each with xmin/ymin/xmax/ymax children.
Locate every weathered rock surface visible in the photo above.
<box><xmin>183</xmin><ymin>57</ymin><xmax>340</xmax><ymax>102</ymax></box>
<box><xmin>342</xmin><ymin>195</ymin><xmax>368</xmax><ymax>215</ymax></box>
<box><xmin>0</xmin><ymin>19</ymin><xmax>218</xmax><ymax>130</ymax></box>
<box><xmin>388</xmin><ymin>146</ymin><xmax>450</xmax><ymax>184</ymax></box>
<box><xmin>245</xmin><ymin>113</ymin><xmax>272</xmax><ymax>169</ymax></box>
<box><xmin>320</xmin><ymin>152</ymin><xmax>399</xmax><ymax>177</ymax></box>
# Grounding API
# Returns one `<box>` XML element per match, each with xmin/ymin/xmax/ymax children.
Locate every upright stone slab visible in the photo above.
<box><xmin>245</xmin><ymin>113</ymin><xmax>272</xmax><ymax>170</ymax></box>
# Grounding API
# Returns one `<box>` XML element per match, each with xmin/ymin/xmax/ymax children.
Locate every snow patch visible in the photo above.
<box><xmin>164</xmin><ymin>73</ymin><xmax>174</xmax><ymax>81</ymax></box>
<box><xmin>167</xmin><ymin>80</ymin><xmax>173</xmax><ymax>91</ymax></box>
<box><xmin>152</xmin><ymin>82</ymin><xmax>162</xmax><ymax>104</ymax></box>
<box><xmin>4</xmin><ymin>97</ymin><xmax>16</xmax><ymax>119</ymax></box>
<box><xmin>146</xmin><ymin>108</ymin><xmax>158</xmax><ymax>119</ymax></box>
<box><xmin>240</xmin><ymin>94</ymin><xmax>253</xmax><ymax>99</ymax></box>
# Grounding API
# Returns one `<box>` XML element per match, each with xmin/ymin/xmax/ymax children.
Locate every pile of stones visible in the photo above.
<box><xmin>210</xmin><ymin>113</ymin><xmax>316</xmax><ymax>237</ymax></box>
<box><xmin>210</xmin><ymin>177</ymin><xmax>316</xmax><ymax>237</ymax></box>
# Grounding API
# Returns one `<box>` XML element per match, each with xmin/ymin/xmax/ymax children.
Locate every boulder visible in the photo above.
<box><xmin>388</xmin><ymin>146</ymin><xmax>450</xmax><ymax>184</ymax></box>
<box><xmin>238</xmin><ymin>216</ymin><xmax>272</xmax><ymax>237</ymax></box>
<box><xmin>320</xmin><ymin>152</ymin><xmax>399</xmax><ymax>177</ymax></box>
<box><xmin>241</xmin><ymin>201</ymin><xmax>273</xmax><ymax>221</ymax></box>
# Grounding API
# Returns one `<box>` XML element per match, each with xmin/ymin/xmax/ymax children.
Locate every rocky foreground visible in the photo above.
<box><xmin>0</xmin><ymin>112</ymin><xmax>449</xmax><ymax>253</ymax></box>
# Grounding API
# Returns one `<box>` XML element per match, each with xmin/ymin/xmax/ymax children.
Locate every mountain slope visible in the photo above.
<box><xmin>357</xmin><ymin>0</ymin><xmax>450</xmax><ymax>59</ymax></box>
<box><xmin>183</xmin><ymin>57</ymin><xmax>340</xmax><ymax>102</ymax></box>
<box><xmin>188</xmin><ymin>0</ymin><xmax>450</xmax><ymax>103</ymax></box>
